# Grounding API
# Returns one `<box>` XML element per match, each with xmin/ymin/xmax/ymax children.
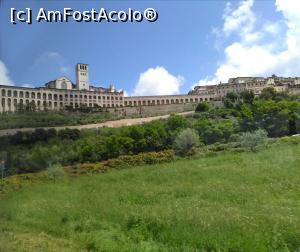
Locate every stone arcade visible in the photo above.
<box><xmin>1</xmin><ymin>63</ymin><xmax>300</xmax><ymax>113</ymax></box>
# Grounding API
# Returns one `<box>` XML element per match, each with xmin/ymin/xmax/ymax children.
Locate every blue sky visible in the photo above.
<box><xmin>0</xmin><ymin>0</ymin><xmax>299</xmax><ymax>96</ymax></box>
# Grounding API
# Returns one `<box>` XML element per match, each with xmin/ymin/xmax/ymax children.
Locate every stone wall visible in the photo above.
<box><xmin>123</xmin><ymin>103</ymin><xmax>197</xmax><ymax>117</ymax></box>
<box><xmin>107</xmin><ymin>101</ymin><xmax>223</xmax><ymax>118</ymax></box>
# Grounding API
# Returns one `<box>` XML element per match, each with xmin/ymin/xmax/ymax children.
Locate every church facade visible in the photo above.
<box><xmin>0</xmin><ymin>63</ymin><xmax>124</xmax><ymax>113</ymax></box>
<box><xmin>1</xmin><ymin>63</ymin><xmax>300</xmax><ymax>113</ymax></box>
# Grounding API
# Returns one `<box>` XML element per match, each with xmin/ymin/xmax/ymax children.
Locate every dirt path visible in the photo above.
<box><xmin>0</xmin><ymin>111</ymin><xmax>194</xmax><ymax>137</ymax></box>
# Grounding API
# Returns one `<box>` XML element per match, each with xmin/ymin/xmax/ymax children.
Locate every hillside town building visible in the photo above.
<box><xmin>1</xmin><ymin>63</ymin><xmax>300</xmax><ymax>113</ymax></box>
<box><xmin>189</xmin><ymin>75</ymin><xmax>300</xmax><ymax>97</ymax></box>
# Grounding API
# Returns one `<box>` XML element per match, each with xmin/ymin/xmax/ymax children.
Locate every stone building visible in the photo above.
<box><xmin>124</xmin><ymin>94</ymin><xmax>213</xmax><ymax>107</ymax></box>
<box><xmin>0</xmin><ymin>63</ymin><xmax>124</xmax><ymax>113</ymax></box>
<box><xmin>189</xmin><ymin>75</ymin><xmax>300</xmax><ymax>97</ymax></box>
<box><xmin>1</xmin><ymin>63</ymin><xmax>300</xmax><ymax>113</ymax></box>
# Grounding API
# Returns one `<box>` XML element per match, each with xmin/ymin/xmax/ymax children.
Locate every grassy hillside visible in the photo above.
<box><xmin>1</xmin><ymin>142</ymin><xmax>300</xmax><ymax>251</ymax></box>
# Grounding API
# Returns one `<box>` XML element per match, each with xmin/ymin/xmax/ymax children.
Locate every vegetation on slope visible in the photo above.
<box><xmin>1</xmin><ymin>88</ymin><xmax>300</xmax><ymax>177</ymax></box>
<box><xmin>1</xmin><ymin>140</ymin><xmax>300</xmax><ymax>251</ymax></box>
<box><xmin>0</xmin><ymin>110</ymin><xmax>120</xmax><ymax>129</ymax></box>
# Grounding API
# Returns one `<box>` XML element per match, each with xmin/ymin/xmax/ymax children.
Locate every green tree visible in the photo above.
<box><xmin>260</xmin><ymin>87</ymin><xmax>277</xmax><ymax>100</ymax></box>
<box><xmin>195</xmin><ymin>102</ymin><xmax>210</xmax><ymax>112</ymax></box>
<box><xmin>47</xmin><ymin>164</ymin><xmax>65</xmax><ymax>181</ymax></box>
<box><xmin>239</xmin><ymin>129</ymin><xmax>268</xmax><ymax>152</ymax></box>
<box><xmin>173</xmin><ymin>128</ymin><xmax>201</xmax><ymax>155</ymax></box>
<box><xmin>224</xmin><ymin>92</ymin><xmax>239</xmax><ymax>108</ymax></box>
<box><xmin>166</xmin><ymin>114</ymin><xmax>188</xmax><ymax>131</ymax></box>
<box><xmin>240</xmin><ymin>90</ymin><xmax>255</xmax><ymax>104</ymax></box>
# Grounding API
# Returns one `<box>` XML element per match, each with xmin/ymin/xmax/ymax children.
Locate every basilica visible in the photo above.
<box><xmin>1</xmin><ymin>63</ymin><xmax>300</xmax><ymax>113</ymax></box>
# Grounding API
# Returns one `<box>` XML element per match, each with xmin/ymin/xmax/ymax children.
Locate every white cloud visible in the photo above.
<box><xmin>122</xmin><ymin>90</ymin><xmax>129</xmax><ymax>97</ymax></box>
<box><xmin>30</xmin><ymin>51</ymin><xmax>71</xmax><ymax>78</ymax></box>
<box><xmin>196</xmin><ymin>0</ymin><xmax>300</xmax><ymax>87</ymax></box>
<box><xmin>223</xmin><ymin>0</ymin><xmax>255</xmax><ymax>37</ymax></box>
<box><xmin>30</xmin><ymin>51</ymin><xmax>63</xmax><ymax>70</ymax></box>
<box><xmin>133</xmin><ymin>66</ymin><xmax>183</xmax><ymax>96</ymax></box>
<box><xmin>263</xmin><ymin>22</ymin><xmax>280</xmax><ymax>35</ymax></box>
<box><xmin>21</xmin><ymin>84</ymin><xmax>34</xmax><ymax>88</ymax></box>
<box><xmin>0</xmin><ymin>60</ymin><xmax>14</xmax><ymax>86</ymax></box>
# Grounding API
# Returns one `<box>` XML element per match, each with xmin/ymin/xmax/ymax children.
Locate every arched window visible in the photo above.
<box><xmin>61</xmin><ymin>81</ymin><xmax>67</xmax><ymax>90</ymax></box>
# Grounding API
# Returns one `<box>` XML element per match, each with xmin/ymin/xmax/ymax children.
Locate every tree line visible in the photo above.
<box><xmin>1</xmin><ymin>87</ymin><xmax>300</xmax><ymax>176</ymax></box>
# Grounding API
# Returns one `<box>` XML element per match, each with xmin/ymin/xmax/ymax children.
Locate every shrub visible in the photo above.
<box><xmin>195</xmin><ymin>102</ymin><xmax>210</xmax><ymax>112</ymax></box>
<box><xmin>280</xmin><ymin>135</ymin><xmax>300</xmax><ymax>145</ymax></box>
<box><xmin>173</xmin><ymin>128</ymin><xmax>201</xmax><ymax>156</ymax></box>
<box><xmin>58</xmin><ymin>128</ymin><xmax>81</xmax><ymax>140</ymax></box>
<box><xmin>64</xmin><ymin>163</ymin><xmax>106</xmax><ymax>176</ymax></box>
<box><xmin>260</xmin><ymin>87</ymin><xmax>277</xmax><ymax>100</ymax></box>
<box><xmin>166</xmin><ymin>114</ymin><xmax>188</xmax><ymax>131</ymax></box>
<box><xmin>107</xmin><ymin>150</ymin><xmax>175</xmax><ymax>169</ymax></box>
<box><xmin>47</xmin><ymin>164</ymin><xmax>65</xmax><ymax>180</ymax></box>
<box><xmin>239</xmin><ymin>129</ymin><xmax>268</xmax><ymax>152</ymax></box>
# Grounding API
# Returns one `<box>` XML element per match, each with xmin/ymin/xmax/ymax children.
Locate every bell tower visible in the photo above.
<box><xmin>76</xmin><ymin>63</ymin><xmax>89</xmax><ymax>90</ymax></box>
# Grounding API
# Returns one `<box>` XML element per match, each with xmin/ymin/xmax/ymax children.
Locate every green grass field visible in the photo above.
<box><xmin>1</xmin><ymin>142</ymin><xmax>300</xmax><ymax>251</ymax></box>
